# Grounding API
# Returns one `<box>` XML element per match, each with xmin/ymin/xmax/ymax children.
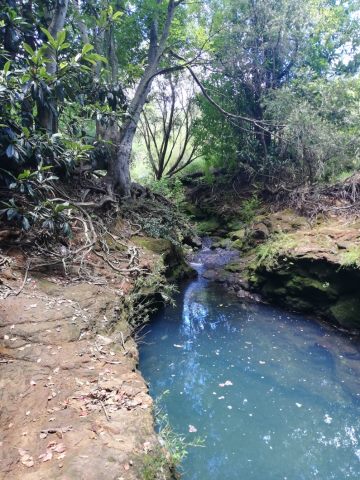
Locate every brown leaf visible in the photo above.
<box><xmin>143</xmin><ymin>441</ymin><xmax>152</xmax><ymax>453</ymax></box>
<box><xmin>39</xmin><ymin>450</ymin><xmax>53</xmax><ymax>462</ymax></box>
<box><xmin>19</xmin><ymin>450</ymin><xmax>34</xmax><ymax>468</ymax></box>
<box><xmin>53</xmin><ymin>443</ymin><xmax>66</xmax><ymax>453</ymax></box>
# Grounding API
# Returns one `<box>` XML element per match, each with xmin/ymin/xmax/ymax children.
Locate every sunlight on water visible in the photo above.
<box><xmin>140</xmin><ymin>269</ymin><xmax>360</xmax><ymax>480</ymax></box>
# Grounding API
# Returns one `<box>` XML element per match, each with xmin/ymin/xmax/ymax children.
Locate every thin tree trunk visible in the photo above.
<box><xmin>109</xmin><ymin>0</ymin><xmax>181</xmax><ymax>196</ymax></box>
<box><xmin>38</xmin><ymin>0</ymin><xmax>69</xmax><ymax>133</ymax></box>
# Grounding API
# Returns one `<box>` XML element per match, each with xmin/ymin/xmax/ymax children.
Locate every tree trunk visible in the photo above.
<box><xmin>109</xmin><ymin>0</ymin><xmax>180</xmax><ymax>196</ymax></box>
<box><xmin>37</xmin><ymin>0</ymin><xmax>69</xmax><ymax>133</ymax></box>
<box><xmin>109</xmin><ymin>75</ymin><xmax>154</xmax><ymax>196</ymax></box>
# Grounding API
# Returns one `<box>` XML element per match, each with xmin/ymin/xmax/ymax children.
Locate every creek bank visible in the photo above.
<box><xmin>181</xmin><ymin>172</ymin><xmax>360</xmax><ymax>330</ymax></box>
<box><xmin>187</xmin><ymin>198</ymin><xmax>360</xmax><ymax>330</ymax></box>
<box><xmin>0</xmin><ymin>226</ymin><xmax>192</xmax><ymax>479</ymax></box>
<box><xmin>243</xmin><ymin>214</ymin><xmax>360</xmax><ymax>330</ymax></box>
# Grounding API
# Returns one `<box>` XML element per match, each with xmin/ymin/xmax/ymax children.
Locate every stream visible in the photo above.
<box><xmin>139</xmin><ymin>247</ymin><xmax>360</xmax><ymax>479</ymax></box>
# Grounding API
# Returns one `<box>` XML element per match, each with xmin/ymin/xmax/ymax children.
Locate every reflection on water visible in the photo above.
<box><xmin>182</xmin><ymin>280</ymin><xmax>209</xmax><ymax>338</ymax></box>
<box><xmin>139</xmin><ymin>262</ymin><xmax>360</xmax><ymax>480</ymax></box>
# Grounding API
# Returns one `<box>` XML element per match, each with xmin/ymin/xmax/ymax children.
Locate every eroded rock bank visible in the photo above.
<box><xmin>234</xmin><ymin>213</ymin><xmax>360</xmax><ymax>330</ymax></box>
<box><xmin>0</xmin><ymin>232</ymin><xmax>192</xmax><ymax>480</ymax></box>
<box><xmin>183</xmin><ymin>176</ymin><xmax>360</xmax><ymax>331</ymax></box>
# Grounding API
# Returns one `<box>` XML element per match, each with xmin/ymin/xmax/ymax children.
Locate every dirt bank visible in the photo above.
<box><xmin>0</xmin><ymin>233</ymin><xmax>189</xmax><ymax>480</ymax></box>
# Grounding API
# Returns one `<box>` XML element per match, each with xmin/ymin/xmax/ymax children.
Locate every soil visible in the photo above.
<box><xmin>0</xmin><ymin>239</ymin><xmax>173</xmax><ymax>480</ymax></box>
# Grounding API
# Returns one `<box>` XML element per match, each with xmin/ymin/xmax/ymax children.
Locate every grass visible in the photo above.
<box><xmin>140</xmin><ymin>447</ymin><xmax>170</xmax><ymax>480</ymax></box>
<box><xmin>139</xmin><ymin>391</ymin><xmax>204</xmax><ymax>479</ymax></box>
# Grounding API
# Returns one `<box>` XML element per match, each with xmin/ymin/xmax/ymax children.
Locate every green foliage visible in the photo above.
<box><xmin>116</xmin><ymin>262</ymin><xmax>176</xmax><ymax>332</ymax></box>
<box><xmin>0</xmin><ymin>26</ymin><xmax>100</xmax><ymax>177</ymax></box>
<box><xmin>240</xmin><ymin>195</ymin><xmax>262</xmax><ymax>224</ymax></box>
<box><xmin>340</xmin><ymin>245</ymin><xmax>360</xmax><ymax>268</ymax></box>
<box><xmin>0</xmin><ymin>165</ymin><xmax>72</xmax><ymax>237</ymax></box>
<box><xmin>264</xmin><ymin>77</ymin><xmax>360</xmax><ymax>181</ymax></box>
<box><xmin>250</xmin><ymin>233</ymin><xmax>298</xmax><ymax>271</ymax></box>
<box><xmin>140</xmin><ymin>447</ymin><xmax>170</xmax><ymax>480</ymax></box>
<box><xmin>122</xmin><ymin>190</ymin><xmax>192</xmax><ymax>245</ymax></box>
<box><xmin>139</xmin><ymin>390</ymin><xmax>204</xmax><ymax>478</ymax></box>
<box><xmin>6</xmin><ymin>164</ymin><xmax>57</xmax><ymax>198</ymax></box>
<box><xmin>192</xmin><ymin>0</ymin><xmax>360</xmax><ymax>184</ymax></box>
<box><xmin>146</xmin><ymin>177</ymin><xmax>186</xmax><ymax>207</ymax></box>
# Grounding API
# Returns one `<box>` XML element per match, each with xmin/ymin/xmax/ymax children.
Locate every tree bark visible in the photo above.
<box><xmin>109</xmin><ymin>0</ymin><xmax>181</xmax><ymax>197</ymax></box>
<box><xmin>37</xmin><ymin>0</ymin><xmax>69</xmax><ymax>133</ymax></box>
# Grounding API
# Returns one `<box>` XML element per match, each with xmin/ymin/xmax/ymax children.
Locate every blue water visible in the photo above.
<box><xmin>139</xmin><ymin>259</ymin><xmax>360</xmax><ymax>479</ymax></box>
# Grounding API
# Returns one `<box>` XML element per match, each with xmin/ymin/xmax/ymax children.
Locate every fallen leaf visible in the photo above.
<box><xmin>53</xmin><ymin>443</ymin><xmax>66</xmax><ymax>453</ymax></box>
<box><xmin>39</xmin><ymin>450</ymin><xmax>53</xmax><ymax>462</ymax></box>
<box><xmin>143</xmin><ymin>441</ymin><xmax>151</xmax><ymax>453</ymax></box>
<box><xmin>19</xmin><ymin>450</ymin><xmax>34</xmax><ymax>468</ymax></box>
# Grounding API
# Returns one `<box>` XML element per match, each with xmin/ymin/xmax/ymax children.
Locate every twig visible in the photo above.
<box><xmin>100</xmin><ymin>400</ymin><xmax>110</xmax><ymax>421</ymax></box>
<box><xmin>120</xmin><ymin>331</ymin><xmax>129</xmax><ymax>355</ymax></box>
<box><xmin>4</xmin><ymin>260</ymin><xmax>31</xmax><ymax>299</ymax></box>
<box><xmin>103</xmin><ymin>359</ymin><xmax>122</xmax><ymax>365</ymax></box>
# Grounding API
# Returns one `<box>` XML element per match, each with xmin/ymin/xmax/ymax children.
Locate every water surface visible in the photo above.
<box><xmin>140</xmin><ymin>257</ymin><xmax>360</xmax><ymax>479</ymax></box>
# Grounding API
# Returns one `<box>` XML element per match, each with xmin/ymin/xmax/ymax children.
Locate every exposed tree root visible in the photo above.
<box><xmin>0</xmin><ymin>175</ymin><xmax>185</xmax><ymax>300</ymax></box>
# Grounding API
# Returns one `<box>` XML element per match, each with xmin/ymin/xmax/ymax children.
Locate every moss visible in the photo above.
<box><xmin>104</xmin><ymin>233</ymin><xmax>127</xmax><ymax>252</ymax></box>
<box><xmin>330</xmin><ymin>296</ymin><xmax>360</xmax><ymax>329</ymax></box>
<box><xmin>224</xmin><ymin>261</ymin><xmax>243</xmax><ymax>273</ymax></box>
<box><xmin>196</xmin><ymin>218</ymin><xmax>221</xmax><ymax>235</ymax></box>
<box><xmin>133</xmin><ymin>236</ymin><xmax>173</xmax><ymax>255</ymax></box>
<box><xmin>231</xmin><ymin>240</ymin><xmax>246</xmax><ymax>251</ymax></box>
<box><xmin>133</xmin><ymin>236</ymin><xmax>196</xmax><ymax>282</ymax></box>
<box><xmin>261</xmin><ymin>282</ymin><xmax>287</xmax><ymax>298</ymax></box>
<box><xmin>226</xmin><ymin>219</ymin><xmax>244</xmax><ymax>231</ymax></box>
<box><xmin>168</xmin><ymin>262</ymin><xmax>197</xmax><ymax>282</ymax></box>
<box><xmin>283</xmin><ymin>296</ymin><xmax>315</xmax><ymax>312</ymax></box>
<box><xmin>285</xmin><ymin>275</ymin><xmax>339</xmax><ymax>302</ymax></box>
<box><xmin>228</xmin><ymin>228</ymin><xmax>246</xmax><ymax>241</ymax></box>
<box><xmin>212</xmin><ymin>238</ymin><xmax>232</xmax><ymax>249</ymax></box>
